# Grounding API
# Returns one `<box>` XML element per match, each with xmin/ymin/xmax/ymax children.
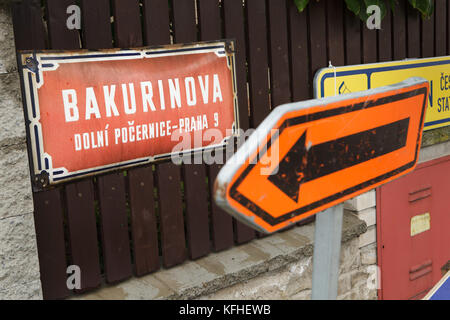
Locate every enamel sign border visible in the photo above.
<box><xmin>19</xmin><ymin>40</ymin><xmax>239</xmax><ymax>190</ymax></box>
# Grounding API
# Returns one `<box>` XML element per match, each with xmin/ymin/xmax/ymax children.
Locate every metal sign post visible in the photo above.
<box><xmin>311</xmin><ymin>204</ymin><xmax>344</xmax><ymax>300</ymax></box>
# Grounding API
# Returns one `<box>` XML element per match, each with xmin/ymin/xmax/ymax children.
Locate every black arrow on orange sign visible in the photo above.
<box><xmin>268</xmin><ymin>118</ymin><xmax>410</xmax><ymax>202</ymax></box>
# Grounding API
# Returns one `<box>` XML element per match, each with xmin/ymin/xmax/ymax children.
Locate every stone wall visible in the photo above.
<box><xmin>198</xmin><ymin>236</ymin><xmax>377</xmax><ymax>300</ymax></box>
<box><xmin>0</xmin><ymin>1</ymin><xmax>42</xmax><ymax>300</ymax></box>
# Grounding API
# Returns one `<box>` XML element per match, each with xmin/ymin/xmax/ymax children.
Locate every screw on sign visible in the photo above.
<box><xmin>214</xmin><ymin>77</ymin><xmax>429</xmax><ymax>234</ymax></box>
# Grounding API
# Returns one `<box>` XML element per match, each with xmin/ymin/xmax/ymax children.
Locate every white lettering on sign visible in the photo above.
<box><xmin>62</xmin><ymin>74</ymin><xmax>223</xmax><ymax>123</ymax></box>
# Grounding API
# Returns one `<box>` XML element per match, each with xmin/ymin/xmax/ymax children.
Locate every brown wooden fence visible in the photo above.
<box><xmin>10</xmin><ymin>0</ymin><xmax>448</xmax><ymax>300</ymax></box>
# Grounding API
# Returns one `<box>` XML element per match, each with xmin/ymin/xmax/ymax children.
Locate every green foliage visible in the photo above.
<box><xmin>408</xmin><ymin>0</ymin><xmax>434</xmax><ymax>19</ymax></box>
<box><xmin>294</xmin><ymin>0</ymin><xmax>310</xmax><ymax>12</ymax></box>
<box><xmin>294</xmin><ymin>0</ymin><xmax>434</xmax><ymax>21</ymax></box>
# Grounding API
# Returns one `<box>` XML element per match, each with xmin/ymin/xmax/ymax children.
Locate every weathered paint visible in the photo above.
<box><xmin>215</xmin><ymin>78</ymin><xmax>429</xmax><ymax>234</ymax></box>
<box><xmin>314</xmin><ymin>56</ymin><xmax>450</xmax><ymax>131</ymax></box>
<box><xmin>19</xmin><ymin>40</ymin><xmax>239</xmax><ymax>187</ymax></box>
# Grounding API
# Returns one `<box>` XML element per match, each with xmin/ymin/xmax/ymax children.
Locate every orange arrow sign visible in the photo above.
<box><xmin>214</xmin><ymin>78</ymin><xmax>429</xmax><ymax>234</ymax></box>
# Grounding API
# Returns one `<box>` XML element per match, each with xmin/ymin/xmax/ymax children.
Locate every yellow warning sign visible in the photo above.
<box><xmin>314</xmin><ymin>56</ymin><xmax>450</xmax><ymax>131</ymax></box>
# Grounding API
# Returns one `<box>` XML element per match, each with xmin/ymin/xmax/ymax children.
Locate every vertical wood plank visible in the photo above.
<box><xmin>33</xmin><ymin>189</ymin><xmax>70</xmax><ymax>299</ymax></box>
<box><xmin>435</xmin><ymin>0</ymin><xmax>446</xmax><ymax>56</ymax></box>
<box><xmin>308</xmin><ymin>1</ymin><xmax>327</xmax><ymax>76</ymax></box>
<box><xmin>198</xmin><ymin>0</ymin><xmax>221</xmax><ymax>41</ymax></box>
<box><xmin>97</xmin><ymin>173</ymin><xmax>132</xmax><ymax>282</ymax></box>
<box><xmin>222</xmin><ymin>1</ymin><xmax>257</xmax><ymax>242</ymax></box>
<box><xmin>378</xmin><ymin>7</ymin><xmax>392</xmax><ymax>62</ymax></box>
<box><xmin>142</xmin><ymin>0</ymin><xmax>170</xmax><ymax>46</ymax></box>
<box><xmin>46</xmin><ymin>0</ymin><xmax>80</xmax><ymax>49</ymax></box>
<box><xmin>288</xmin><ymin>0</ymin><xmax>310</xmax><ymax>101</ymax></box>
<box><xmin>224</xmin><ymin>0</ymin><xmax>260</xmax><ymax>244</ymax></box>
<box><xmin>392</xmin><ymin>0</ymin><xmax>407</xmax><ymax>60</ymax></box>
<box><xmin>326</xmin><ymin>0</ymin><xmax>345</xmax><ymax>67</ymax></box>
<box><xmin>172</xmin><ymin>0</ymin><xmax>197</xmax><ymax>43</ymax></box>
<box><xmin>128</xmin><ymin>167</ymin><xmax>160</xmax><ymax>276</ymax></box>
<box><xmin>142</xmin><ymin>0</ymin><xmax>187</xmax><ymax>268</ymax></box>
<box><xmin>448</xmin><ymin>1</ymin><xmax>450</xmax><ymax>55</ymax></box>
<box><xmin>80</xmin><ymin>0</ymin><xmax>113</xmax><ymax>49</ymax></box>
<box><xmin>421</xmin><ymin>5</ymin><xmax>435</xmax><ymax>58</ymax></box>
<box><xmin>156</xmin><ymin>163</ymin><xmax>187</xmax><ymax>268</ymax></box>
<box><xmin>345</xmin><ymin>8</ymin><xmax>361</xmax><ymax>65</ymax></box>
<box><xmin>246</xmin><ymin>0</ymin><xmax>270</xmax><ymax>127</ymax></box>
<box><xmin>267</xmin><ymin>0</ymin><xmax>291</xmax><ymax>107</ymax></box>
<box><xmin>223</xmin><ymin>0</ymin><xmax>250</xmax><ymax>130</ymax></box>
<box><xmin>198</xmin><ymin>0</ymin><xmax>235</xmax><ymax>252</ymax></box>
<box><xmin>183</xmin><ymin>163</ymin><xmax>211</xmax><ymax>259</ymax></box>
<box><xmin>65</xmin><ymin>180</ymin><xmax>101</xmax><ymax>291</ymax></box>
<box><xmin>112</xmin><ymin>0</ymin><xmax>143</xmax><ymax>48</ymax></box>
<box><xmin>208</xmin><ymin>164</ymin><xmax>234</xmax><ymax>251</ymax></box>
<box><xmin>362</xmin><ymin>25</ymin><xmax>377</xmax><ymax>63</ymax></box>
<box><xmin>12</xmin><ymin>0</ymin><xmax>68</xmax><ymax>300</ymax></box>
<box><xmin>172</xmin><ymin>0</ymin><xmax>211</xmax><ymax>260</ymax></box>
<box><xmin>112</xmin><ymin>0</ymin><xmax>162</xmax><ymax>274</ymax></box>
<box><xmin>46</xmin><ymin>0</ymin><xmax>107</xmax><ymax>295</ymax></box>
<box><xmin>12</xmin><ymin>0</ymin><xmax>46</xmax><ymax>51</ymax></box>
<box><xmin>407</xmin><ymin>3</ymin><xmax>421</xmax><ymax>58</ymax></box>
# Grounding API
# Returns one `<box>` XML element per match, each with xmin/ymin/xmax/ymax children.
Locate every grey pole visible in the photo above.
<box><xmin>311</xmin><ymin>203</ymin><xmax>344</xmax><ymax>300</ymax></box>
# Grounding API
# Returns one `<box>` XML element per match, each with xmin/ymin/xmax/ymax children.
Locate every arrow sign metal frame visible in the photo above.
<box><xmin>214</xmin><ymin>77</ymin><xmax>429</xmax><ymax>234</ymax></box>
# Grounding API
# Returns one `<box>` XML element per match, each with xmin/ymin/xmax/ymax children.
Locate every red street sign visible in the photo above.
<box><xmin>214</xmin><ymin>78</ymin><xmax>429</xmax><ymax>234</ymax></box>
<box><xmin>19</xmin><ymin>41</ymin><xmax>238</xmax><ymax>188</ymax></box>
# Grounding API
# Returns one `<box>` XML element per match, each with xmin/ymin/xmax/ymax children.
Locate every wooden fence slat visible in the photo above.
<box><xmin>97</xmin><ymin>173</ymin><xmax>132</xmax><ymax>283</ymax></box>
<box><xmin>223</xmin><ymin>0</ymin><xmax>250</xmax><ymax>130</ymax></box>
<box><xmin>80</xmin><ymin>0</ymin><xmax>113</xmax><ymax>49</ymax></box>
<box><xmin>65</xmin><ymin>180</ymin><xmax>101</xmax><ymax>291</ymax></box>
<box><xmin>141</xmin><ymin>0</ymin><xmax>187</xmax><ymax>268</ymax></box>
<box><xmin>183</xmin><ymin>164</ymin><xmax>211</xmax><ymax>259</ymax></box>
<box><xmin>46</xmin><ymin>0</ymin><xmax>80</xmax><ymax>50</ymax></box>
<box><xmin>326</xmin><ymin>0</ymin><xmax>345</xmax><ymax>67</ymax></box>
<box><xmin>128</xmin><ymin>167</ymin><xmax>160</xmax><ymax>276</ymax></box>
<box><xmin>406</xmin><ymin>3</ymin><xmax>421</xmax><ymax>58</ymax></box>
<box><xmin>223</xmin><ymin>0</ymin><xmax>256</xmax><ymax>244</ymax></box>
<box><xmin>197</xmin><ymin>0</ymin><xmax>234</xmax><ymax>252</ymax></box>
<box><xmin>345</xmin><ymin>9</ymin><xmax>362</xmax><ymax>65</ymax></box>
<box><xmin>308</xmin><ymin>1</ymin><xmax>327</xmax><ymax>76</ymax></box>
<box><xmin>448</xmin><ymin>2</ymin><xmax>450</xmax><ymax>55</ymax></box>
<box><xmin>267</xmin><ymin>0</ymin><xmax>291</xmax><ymax>107</ymax></box>
<box><xmin>46</xmin><ymin>0</ymin><xmax>107</xmax><ymax>296</ymax></box>
<box><xmin>393</xmin><ymin>0</ymin><xmax>407</xmax><ymax>60</ymax></box>
<box><xmin>112</xmin><ymin>0</ymin><xmax>143</xmax><ymax>48</ymax></box>
<box><xmin>156</xmin><ymin>163</ymin><xmax>187</xmax><ymax>268</ymax></box>
<box><xmin>142</xmin><ymin>0</ymin><xmax>170</xmax><ymax>46</ymax></box>
<box><xmin>287</xmin><ymin>1</ymin><xmax>310</xmax><ymax>101</ymax></box>
<box><xmin>230</xmin><ymin>0</ymin><xmax>270</xmax><ymax>243</ymax></box>
<box><xmin>378</xmin><ymin>7</ymin><xmax>392</xmax><ymax>62</ymax></box>
<box><xmin>33</xmin><ymin>189</ymin><xmax>70</xmax><ymax>299</ymax></box>
<box><xmin>172</xmin><ymin>0</ymin><xmax>211</xmax><ymax>260</ymax></box>
<box><xmin>435</xmin><ymin>0</ymin><xmax>446</xmax><ymax>57</ymax></box>
<box><xmin>246</xmin><ymin>0</ymin><xmax>271</xmax><ymax>127</ymax></box>
<box><xmin>105</xmin><ymin>0</ymin><xmax>149</xmax><ymax>278</ymax></box>
<box><xmin>12</xmin><ymin>0</ymin><xmax>46</xmax><ymax>51</ymax></box>
<box><xmin>362</xmin><ymin>24</ymin><xmax>377</xmax><ymax>64</ymax></box>
<box><xmin>172</xmin><ymin>0</ymin><xmax>197</xmax><ymax>44</ymax></box>
<box><xmin>198</xmin><ymin>0</ymin><xmax>221</xmax><ymax>41</ymax></box>
<box><xmin>208</xmin><ymin>164</ymin><xmax>234</xmax><ymax>251</ymax></box>
<box><xmin>12</xmin><ymin>0</ymin><xmax>69</xmax><ymax>300</ymax></box>
<box><xmin>421</xmin><ymin>5</ymin><xmax>435</xmax><ymax>58</ymax></box>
